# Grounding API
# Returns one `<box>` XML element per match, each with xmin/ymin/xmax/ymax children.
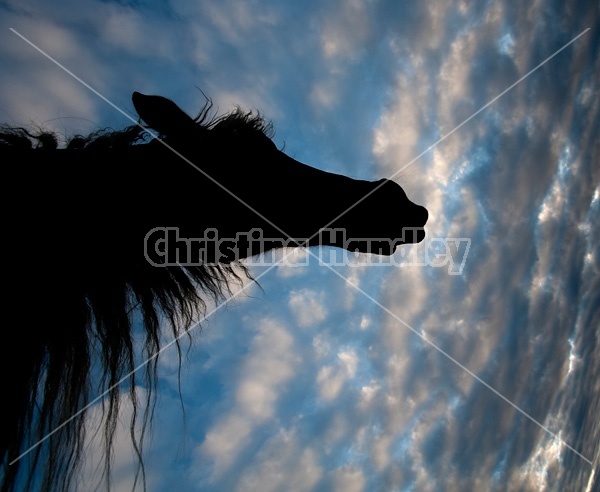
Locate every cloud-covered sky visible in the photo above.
<box><xmin>1</xmin><ymin>1</ymin><xmax>598</xmax><ymax>490</ymax></box>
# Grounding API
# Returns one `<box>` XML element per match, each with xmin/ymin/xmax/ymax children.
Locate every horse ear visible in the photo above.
<box><xmin>132</xmin><ymin>92</ymin><xmax>196</xmax><ymax>136</ymax></box>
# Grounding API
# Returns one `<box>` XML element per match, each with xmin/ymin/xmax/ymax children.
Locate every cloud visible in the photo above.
<box><xmin>199</xmin><ymin>413</ymin><xmax>254</xmax><ymax>477</ymax></box>
<box><xmin>288</xmin><ymin>288</ymin><xmax>328</xmax><ymax>327</ymax></box>
<box><xmin>372</xmin><ymin>68</ymin><xmax>431</xmax><ymax>177</ymax></box>
<box><xmin>316</xmin><ymin>348</ymin><xmax>358</xmax><ymax>401</ymax></box>
<box><xmin>0</xmin><ymin>15</ymin><xmax>102</xmax><ymax>131</ymax></box>
<box><xmin>196</xmin><ymin>317</ymin><xmax>299</xmax><ymax>479</ymax></box>
<box><xmin>319</xmin><ymin>0</ymin><xmax>374</xmax><ymax>62</ymax></box>
<box><xmin>235</xmin><ymin>429</ymin><xmax>323</xmax><ymax>492</ymax></box>
<box><xmin>99</xmin><ymin>5</ymin><xmax>180</xmax><ymax>60</ymax></box>
<box><xmin>328</xmin><ymin>465</ymin><xmax>366</xmax><ymax>492</ymax></box>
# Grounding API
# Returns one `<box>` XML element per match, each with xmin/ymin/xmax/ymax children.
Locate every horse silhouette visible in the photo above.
<box><xmin>0</xmin><ymin>92</ymin><xmax>427</xmax><ymax>491</ymax></box>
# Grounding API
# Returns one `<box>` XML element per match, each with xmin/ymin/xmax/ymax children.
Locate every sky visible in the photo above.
<box><xmin>1</xmin><ymin>1</ymin><xmax>598</xmax><ymax>491</ymax></box>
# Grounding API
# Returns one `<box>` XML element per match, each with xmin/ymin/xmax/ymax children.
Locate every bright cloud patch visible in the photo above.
<box><xmin>288</xmin><ymin>288</ymin><xmax>328</xmax><ymax>327</ymax></box>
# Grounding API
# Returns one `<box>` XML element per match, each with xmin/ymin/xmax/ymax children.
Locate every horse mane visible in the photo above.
<box><xmin>0</xmin><ymin>99</ymin><xmax>273</xmax><ymax>492</ymax></box>
<box><xmin>0</xmin><ymin>97</ymin><xmax>274</xmax><ymax>150</ymax></box>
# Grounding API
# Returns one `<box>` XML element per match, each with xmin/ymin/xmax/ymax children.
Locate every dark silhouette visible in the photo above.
<box><xmin>0</xmin><ymin>92</ymin><xmax>427</xmax><ymax>491</ymax></box>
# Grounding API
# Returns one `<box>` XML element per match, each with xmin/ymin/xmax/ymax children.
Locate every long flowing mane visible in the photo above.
<box><xmin>0</xmin><ymin>101</ymin><xmax>270</xmax><ymax>492</ymax></box>
<box><xmin>1</xmin><ymin>92</ymin><xmax>427</xmax><ymax>492</ymax></box>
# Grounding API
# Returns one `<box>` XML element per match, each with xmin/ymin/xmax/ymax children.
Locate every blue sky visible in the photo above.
<box><xmin>1</xmin><ymin>1</ymin><xmax>598</xmax><ymax>491</ymax></box>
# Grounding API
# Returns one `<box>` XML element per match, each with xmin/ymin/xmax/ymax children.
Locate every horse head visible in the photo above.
<box><xmin>130</xmin><ymin>91</ymin><xmax>428</xmax><ymax>260</ymax></box>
